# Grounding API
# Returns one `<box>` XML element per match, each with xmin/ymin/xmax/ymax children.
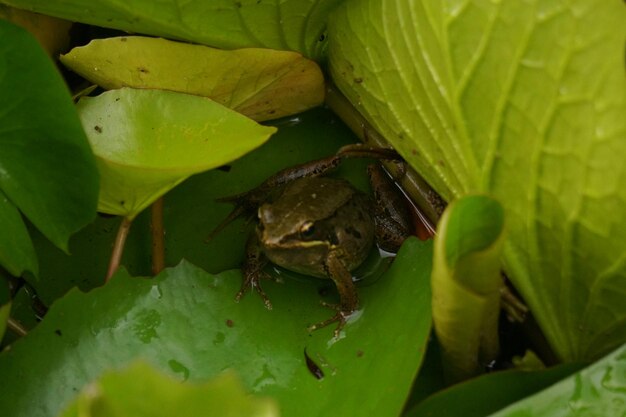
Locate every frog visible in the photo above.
<box><xmin>209</xmin><ymin>144</ymin><xmax>413</xmax><ymax>336</ymax></box>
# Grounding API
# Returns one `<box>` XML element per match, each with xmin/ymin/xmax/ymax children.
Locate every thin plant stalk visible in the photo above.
<box><xmin>325</xmin><ymin>82</ymin><xmax>444</xmax><ymax>232</ymax></box>
<box><xmin>7</xmin><ymin>317</ymin><xmax>27</xmax><ymax>337</ymax></box>
<box><xmin>105</xmin><ymin>216</ymin><xmax>133</xmax><ymax>283</ymax></box>
<box><xmin>151</xmin><ymin>197</ymin><xmax>166</xmax><ymax>275</ymax></box>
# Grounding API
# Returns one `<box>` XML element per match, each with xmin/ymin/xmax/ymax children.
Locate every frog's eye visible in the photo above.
<box><xmin>300</xmin><ymin>221</ymin><xmax>316</xmax><ymax>238</ymax></box>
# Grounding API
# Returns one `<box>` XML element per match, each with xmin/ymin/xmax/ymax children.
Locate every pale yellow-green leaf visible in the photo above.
<box><xmin>61</xmin><ymin>36</ymin><xmax>325</xmax><ymax>122</ymax></box>
<box><xmin>77</xmin><ymin>88</ymin><xmax>276</xmax><ymax>219</ymax></box>
<box><xmin>59</xmin><ymin>361</ymin><xmax>279</xmax><ymax>417</ymax></box>
<box><xmin>432</xmin><ymin>195</ymin><xmax>505</xmax><ymax>382</ymax></box>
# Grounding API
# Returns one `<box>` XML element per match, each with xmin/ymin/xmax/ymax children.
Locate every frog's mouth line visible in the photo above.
<box><xmin>263</xmin><ymin>238</ymin><xmax>330</xmax><ymax>250</ymax></box>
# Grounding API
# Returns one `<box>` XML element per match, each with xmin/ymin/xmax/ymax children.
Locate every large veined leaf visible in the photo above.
<box><xmin>77</xmin><ymin>88</ymin><xmax>276</xmax><ymax>219</ymax></box>
<box><xmin>60</xmin><ymin>362</ymin><xmax>278</xmax><ymax>417</ymax></box>
<box><xmin>0</xmin><ymin>238</ymin><xmax>432</xmax><ymax>417</ymax></box>
<box><xmin>61</xmin><ymin>36</ymin><xmax>325</xmax><ymax>122</ymax></box>
<box><xmin>1</xmin><ymin>0</ymin><xmax>344</xmax><ymax>60</ymax></box>
<box><xmin>329</xmin><ymin>0</ymin><xmax>626</xmax><ymax>361</ymax></box>
<box><xmin>0</xmin><ymin>20</ymin><xmax>98</xmax><ymax>263</ymax></box>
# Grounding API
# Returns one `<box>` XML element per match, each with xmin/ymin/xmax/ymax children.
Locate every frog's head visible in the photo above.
<box><xmin>257</xmin><ymin>202</ymin><xmax>327</xmax><ymax>250</ymax></box>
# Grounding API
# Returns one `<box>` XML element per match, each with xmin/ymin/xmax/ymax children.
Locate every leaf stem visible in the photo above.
<box><xmin>7</xmin><ymin>317</ymin><xmax>27</xmax><ymax>337</ymax></box>
<box><xmin>325</xmin><ymin>82</ymin><xmax>444</xmax><ymax>233</ymax></box>
<box><xmin>105</xmin><ymin>216</ymin><xmax>133</xmax><ymax>283</ymax></box>
<box><xmin>151</xmin><ymin>197</ymin><xmax>166</xmax><ymax>275</ymax></box>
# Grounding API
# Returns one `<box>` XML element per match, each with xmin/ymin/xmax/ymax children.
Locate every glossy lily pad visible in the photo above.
<box><xmin>0</xmin><ymin>238</ymin><xmax>432</xmax><ymax>417</ymax></box>
<box><xmin>61</xmin><ymin>36</ymin><xmax>325</xmax><ymax>122</ymax></box>
<box><xmin>77</xmin><ymin>88</ymin><xmax>277</xmax><ymax>219</ymax></box>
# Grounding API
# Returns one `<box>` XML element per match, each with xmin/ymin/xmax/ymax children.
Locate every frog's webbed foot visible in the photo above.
<box><xmin>236</xmin><ymin>234</ymin><xmax>273</xmax><ymax>309</ymax></box>
<box><xmin>236</xmin><ymin>268</ymin><xmax>273</xmax><ymax>310</ymax></box>
<box><xmin>308</xmin><ymin>302</ymin><xmax>356</xmax><ymax>338</ymax></box>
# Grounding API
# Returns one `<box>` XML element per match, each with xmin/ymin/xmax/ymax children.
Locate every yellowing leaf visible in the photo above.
<box><xmin>77</xmin><ymin>88</ymin><xmax>277</xmax><ymax>219</ymax></box>
<box><xmin>62</xmin><ymin>36</ymin><xmax>325</xmax><ymax>122</ymax></box>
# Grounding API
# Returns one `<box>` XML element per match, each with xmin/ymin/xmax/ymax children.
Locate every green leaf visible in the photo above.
<box><xmin>487</xmin><ymin>343</ymin><xmax>626</xmax><ymax>417</ymax></box>
<box><xmin>0</xmin><ymin>189</ymin><xmax>37</xmax><ymax>276</ymax></box>
<box><xmin>59</xmin><ymin>362</ymin><xmax>278</xmax><ymax>417</ymax></box>
<box><xmin>405</xmin><ymin>362</ymin><xmax>583</xmax><ymax>417</ymax></box>
<box><xmin>21</xmin><ymin>108</ymin><xmax>364</xmax><ymax>306</ymax></box>
<box><xmin>61</xmin><ymin>36</ymin><xmax>325</xmax><ymax>122</ymax></box>
<box><xmin>0</xmin><ymin>238</ymin><xmax>432</xmax><ymax>417</ymax></box>
<box><xmin>329</xmin><ymin>0</ymin><xmax>626</xmax><ymax>361</ymax></box>
<box><xmin>0</xmin><ymin>20</ymin><xmax>99</xmax><ymax>253</ymax></box>
<box><xmin>2</xmin><ymin>0</ymin><xmax>344</xmax><ymax>60</ymax></box>
<box><xmin>77</xmin><ymin>88</ymin><xmax>276</xmax><ymax>219</ymax></box>
<box><xmin>431</xmin><ymin>195</ymin><xmax>505</xmax><ymax>381</ymax></box>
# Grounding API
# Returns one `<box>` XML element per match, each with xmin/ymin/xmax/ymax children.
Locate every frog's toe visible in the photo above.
<box><xmin>308</xmin><ymin>309</ymin><xmax>353</xmax><ymax>338</ymax></box>
<box><xmin>235</xmin><ymin>277</ymin><xmax>273</xmax><ymax>310</ymax></box>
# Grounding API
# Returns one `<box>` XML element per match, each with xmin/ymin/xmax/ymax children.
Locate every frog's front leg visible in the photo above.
<box><xmin>236</xmin><ymin>234</ymin><xmax>273</xmax><ymax>310</ymax></box>
<box><xmin>308</xmin><ymin>252</ymin><xmax>359</xmax><ymax>337</ymax></box>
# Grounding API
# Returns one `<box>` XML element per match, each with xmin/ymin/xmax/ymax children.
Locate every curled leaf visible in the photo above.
<box><xmin>431</xmin><ymin>195</ymin><xmax>505</xmax><ymax>382</ymax></box>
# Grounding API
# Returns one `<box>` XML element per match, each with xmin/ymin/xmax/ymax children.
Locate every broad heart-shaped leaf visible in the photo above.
<box><xmin>329</xmin><ymin>0</ymin><xmax>626</xmax><ymax>361</ymax></box>
<box><xmin>1</xmin><ymin>0</ymin><xmax>343</xmax><ymax>61</ymax></box>
<box><xmin>0</xmin><ymin>20</ymin><xmax>98</xmax><ymax>255</ymax></box>
<box><xmin>60</xmin><ymin>362</ymin><xmax>278</xmax><ymax>417</ymax></box>
<box><xmin>77</xmin><ymin>88</ymin><xmax>276</xmax><ymax>219</ymax></box>
<box><xmin>0</xmin><ymin>238</ymin><xmax>432</xmax><ymax>417</ymax></box>
<box><xmin>61</xmin><ymin>36</ymin><xmax>325</xmax><ymax>122</ymax></box>
<box><xmin>487</xmin><ymin>343</ymin><xmax>626</xmax><ymax>417</ymax></box>
<box><xmin>431</xmin><ymin>195</ymin><xmax>505</xmax><ymax>382</ymax></box>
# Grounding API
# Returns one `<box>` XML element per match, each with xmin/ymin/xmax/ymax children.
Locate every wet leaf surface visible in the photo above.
<box><xmin>0</xmin><ymin>238</ymin><xmax>432</xmax><ymax>417</ymax></box>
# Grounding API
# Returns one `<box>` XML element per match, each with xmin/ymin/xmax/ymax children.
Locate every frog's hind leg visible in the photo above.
<box><xmin>308</xmin><ymin>252</ymin><xmax>359</xmax><ymax>338</ymax></box>
<box><xmin>368</xmin><ymin>164</ymin><xmax>413</xmax><ymax>252</ymax></box>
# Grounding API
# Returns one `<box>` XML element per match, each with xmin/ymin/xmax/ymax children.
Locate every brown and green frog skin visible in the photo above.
<box><xmin>211</xmin><ymin>145</ymin><xmax>413</xmax><ymax>336</ymax></box>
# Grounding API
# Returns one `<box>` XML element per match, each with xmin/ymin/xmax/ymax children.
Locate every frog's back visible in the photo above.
<box><xmin>260</xmin><ymin>177</ymin><xmax>375</xmax><ymax>278</ymax></box>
